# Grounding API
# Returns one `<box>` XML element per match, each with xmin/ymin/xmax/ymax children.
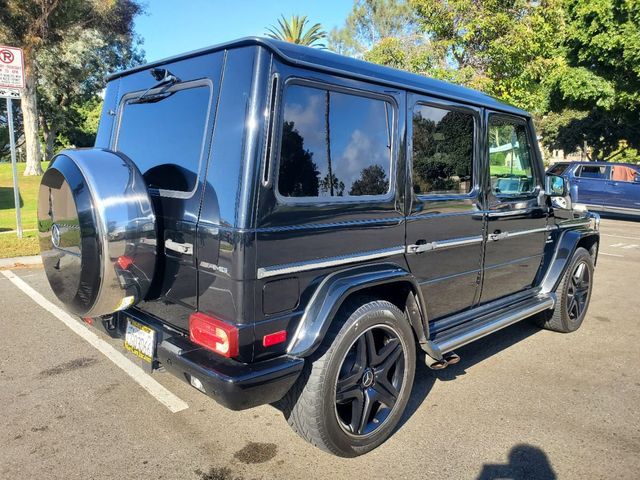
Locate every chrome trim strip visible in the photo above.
<box><xmin>407</xmin><ymin>235</ymin><xmax>483</xmax><ymax>254</ymax></box>
<box><xmin>558</xmin><ymin>218</ymin><xmax>591</xmax><ymax>229</ymax></box>
<box><xmin>488</xmin><ymin>225</ymin><xmax>554</xmax><ymax>242</ymax></box>
<box><xmin>257</xmin><ymin>245</ymin><xmax>405</xmax><ymax>279</ymax></box>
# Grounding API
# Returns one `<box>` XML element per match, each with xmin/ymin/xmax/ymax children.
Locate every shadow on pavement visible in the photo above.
<box><xmin>399</xmin><ymin>319</ymin><xmax>541</xmax><ymax>429</ymax></box>
<box><xmin>477</xmin><ymin>444</ymin><xmax>556</xmax><ymax>480</ymax></box>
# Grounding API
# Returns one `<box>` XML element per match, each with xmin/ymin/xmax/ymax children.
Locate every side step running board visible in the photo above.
<box><xmin>431</xmin><ymin>295</ymin><xmax>555</xmax><ymax>356</ymax></box>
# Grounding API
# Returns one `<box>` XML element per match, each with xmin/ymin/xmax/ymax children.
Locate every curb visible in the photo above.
<box><xmin>0</xmin><ymin>255</ymin><xmax>42</xmax><ymax>269</ymax></box>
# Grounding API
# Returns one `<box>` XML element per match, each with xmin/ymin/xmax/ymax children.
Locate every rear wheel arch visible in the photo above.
<box><xmin>288</xmin><ymin>264</ymin><xmax>429</xmax><ymax>358</ymax></box>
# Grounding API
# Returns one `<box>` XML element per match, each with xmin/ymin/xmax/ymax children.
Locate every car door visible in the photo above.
<box><xmin>404</xmin><ymin>96</ymin><xmax>484</xmax><ymax>321</ymax></box>
<box><xmin>113</xmin><ymin>54</ymin><xmax>223</xmax><ymax>330</ymax></box>
<box><xmin>606</xmin><ymin>164</ymin><xmax>640</xmax><ymax>210</ymax></box>
<box><xmin>571</xmin><ymin>164</ymin><xmax>611</xmax><ymax>207</ymax></box>
<box><xmin>480</xmin><ymin>112</ymin><xmax>548</xmax><ymax>304</ymax></box>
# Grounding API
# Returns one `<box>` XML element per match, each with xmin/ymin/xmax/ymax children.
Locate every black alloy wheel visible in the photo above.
<box><xmin>566</xmin><ymin>260</ymin><xmax>591</xmax><ymax>321</ymax></box>
<box><xmin>537</xmin><ymin>246</ymin><xmax>595</xmax><ymax>333</ymax></box>
<box><xmin>281</xmin><ymin>298</ymin><xmax>416</xmax><ymax>457</ymax></box>
<box><xmin>334</xmin><ymin>325</ymin><xmax>406</xmax><ymax>437</ymax></box>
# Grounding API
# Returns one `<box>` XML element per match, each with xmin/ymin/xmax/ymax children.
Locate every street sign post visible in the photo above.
<box><xmin>1</xmin><ymin>45</ymin><xmax>25</xmax><ymax>239</ymax></box>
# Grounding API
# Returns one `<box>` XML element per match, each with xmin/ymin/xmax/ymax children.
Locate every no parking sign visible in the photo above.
<box><xmin>0</xmin><ymin>45</ymin><xmax>25</xmax><ymax>98</ymax></box>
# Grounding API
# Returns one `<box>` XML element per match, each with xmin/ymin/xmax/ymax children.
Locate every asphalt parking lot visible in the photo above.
<box><xmin>1</xmin><ymin>217</ymin><xmax>639</xmax><ymax>480</ymax></box>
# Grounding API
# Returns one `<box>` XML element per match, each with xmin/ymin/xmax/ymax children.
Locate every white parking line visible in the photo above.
<box><xmin>1</xmin><ymin>270</ymin><xmax>189</xmax><ymax>413</ymax></box>
<box><xmin>601</xmin><ymin>233</ymin><xmax>640</xmax><ymax>241</ymax></box>
<box><xmin>599</xmin><ymin>252</ymin><xmax>624</xmax><ymax>257</ymax></box>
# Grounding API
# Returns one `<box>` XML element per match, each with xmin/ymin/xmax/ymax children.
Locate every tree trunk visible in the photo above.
<box><xmin>43</xmin><ymin>124</ymin><xmax>58</xmax><ymax>161</ymax></box>
<box><xmin>21</xmin><ymin>60</ymin><xmax>43</xmax><ymax>176</ymax></box>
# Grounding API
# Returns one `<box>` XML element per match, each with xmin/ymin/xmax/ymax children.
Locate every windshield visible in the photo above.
<box><xmin>547</xmin><ymin>163</ymin><xmax>569</xmax><ymax>176</ymax></box>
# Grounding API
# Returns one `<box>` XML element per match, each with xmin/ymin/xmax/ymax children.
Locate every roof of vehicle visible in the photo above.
<box><xmin>106</xmin><ymin>37</ymin><xmax>529</xmax><ymax>117</ymax></box>
<box><xmin>557</xmin><ymin>161</ymin><xmax>640</xmax><ymax>168</ymax></box>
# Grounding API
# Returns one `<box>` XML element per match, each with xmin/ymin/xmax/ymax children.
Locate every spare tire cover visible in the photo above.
<box><xmin>38</xmin><ymin>149</ymin><xmax>156</xmax><ymax>317</ymax></box>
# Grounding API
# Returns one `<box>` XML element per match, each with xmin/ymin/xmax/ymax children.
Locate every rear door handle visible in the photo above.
<box><xmin>165</xmin><ymin>239</ymin><xmax>193</xmax><ymax>255</ymax></box>
<box><xmin>489</xmin><ymin>230</ymin><xmax>509</xmax><ymax>241</ymax></box>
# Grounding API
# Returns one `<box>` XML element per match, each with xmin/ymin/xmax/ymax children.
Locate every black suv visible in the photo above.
<box><xmin>37</xmin><ymin>37</ymin><xmax>599</xmax><ymax>457</ymax></box>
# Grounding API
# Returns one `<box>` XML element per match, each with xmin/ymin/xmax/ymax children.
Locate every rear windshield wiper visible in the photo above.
<box><xmin>130</xmin><ymin>68</ymin><xmax>181</xmax><ymax>104</ymax></box>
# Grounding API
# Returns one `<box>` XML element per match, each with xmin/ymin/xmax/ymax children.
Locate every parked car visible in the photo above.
<box><xmin>547</xmin><ymin>161</ymin><xmax>640</xmax><ymax>216</ymax></box>
<box><xmin>37</xmin><ymin>37</ymin><xmax>599</xmax><ymax>457</ymax></box>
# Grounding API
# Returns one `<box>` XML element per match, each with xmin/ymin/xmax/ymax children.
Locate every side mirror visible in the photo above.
<box><xmin>545</xmin><ymin>174</ymin><xmax>573</xmax><ymax>214</ymax></box>
<box><xmin>545</xmin><ymin>174</ymin><xmax>567</xmax><ymax>196</ymax></box>
<box><xmin>634</xmin><ymin>174</ymin><xmax>640</xmax><ymax>184</ymax></box>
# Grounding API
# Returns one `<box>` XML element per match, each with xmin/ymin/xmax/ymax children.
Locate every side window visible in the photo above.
<box><xmin>488</xmin><ymin>117</ymin><xmax>536</xmax><ymax>196</ymax></box>
<box><xmin>116</xmin><ymin>84</ymin><xmax>211</xmax><ymax>193</ymax></box>
<box><xmin>412</xmin><ymin>104</ymin><xmax>474</xmax><ymax>195</ymax></box>
<box><xmin>277</xmin><ymin>84</ymin><xmax>393</xmax><ymax>199</ymax></box>
<box><xmin>611</xmin><ymin>165</ymin><xmax>638</xmax><ymax>182</ymax></box>
<box><xmin>576</xmin><ymin>165</ymin><xmax>609</xmax><ymax>179</ymax></box>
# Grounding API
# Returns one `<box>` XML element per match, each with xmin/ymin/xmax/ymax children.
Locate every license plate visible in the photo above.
<box><xmin>124</xmin><ymin>319</ymin><xmax>156</xmax><ymax>363</ymax></box>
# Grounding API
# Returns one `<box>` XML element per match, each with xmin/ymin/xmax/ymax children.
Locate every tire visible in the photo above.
<box><xmin>38</xmin><ymin>150</ymin><xmax>157</xmax><ymax>317</ymax></box>
<box><xmin>537</xmin><ymin>247</ymin><xmax>594</xmax><ymax>333</ymax></box>
<box><xmin>280</xmin><ymin>298</ymin><xmax>416</xmax><ymax>457</ymax></box>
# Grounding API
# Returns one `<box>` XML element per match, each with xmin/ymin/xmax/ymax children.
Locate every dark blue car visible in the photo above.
<box><xmin>548</xmin><ymin>161</ymin><xmax>640</xmax><ymax>216</ymax></box>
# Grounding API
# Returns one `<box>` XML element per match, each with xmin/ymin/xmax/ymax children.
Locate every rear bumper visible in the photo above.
<box><xmin>157</xmin><ymin>336</ymin><xmax>304</xmax><ymax>410</ymax></box>
<box><xmin>105</xmin><ymin>309</ymin><xmax>304</xmax><ymax>411</ymax></box>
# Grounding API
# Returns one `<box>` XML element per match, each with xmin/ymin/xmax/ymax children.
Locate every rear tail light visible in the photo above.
<box><xmin>189</xmin><ymin>312</ymin><xmax>239</xmax><ymax>358</ymax></box>
<box><xmin>117</xmin><ymin>255</ymin><xmax>134</xmax><ymax>270</ymax></box>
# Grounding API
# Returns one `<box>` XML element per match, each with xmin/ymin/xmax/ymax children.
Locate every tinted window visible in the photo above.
<box><xmin>576</xmin><ymin>165</ymin><xmax>609</xmax><ymax>179</ymax></box>
<box><xmin>116</xmin><ymin>85</ymin><xmax>211</xmax><ymax>192</ymax></box>
<box><xmin>412</xmin><ymin>105</ymin><xmax>474</xmax><ymax>195</ymax></box>
<box><xmin>489</xmin><ymin>118</ymin><xmax>535</xmax><ymax>195</ymax></box>
<box><xmin>277</xmin><ymin>84</ymin><xmax>392</xmax><ymax>198</ymax></box>
<box><xmin>547</xmin><ymin>163</ymin><xmax>569</xmax><ymax>175</ymax></box>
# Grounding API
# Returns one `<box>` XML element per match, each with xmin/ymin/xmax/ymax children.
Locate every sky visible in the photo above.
<box><xmin>134</xmin><ymin>0</ymin><xmax>354</xmax><ymax>63</ymax></box>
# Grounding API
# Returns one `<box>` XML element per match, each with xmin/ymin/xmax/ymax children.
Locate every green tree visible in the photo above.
<box><xmin>542</xmin><ymin>0</ymin><xmax>640</xmax><ymax>159</ymax></box>
<box><xmin>349</xmin><ymin>164</ymin><xmax>389</xmax><ymax>195</ymax></box>
<box><xmin>329</xmin><ymin>0</ymin><xmax>417</xmax><ymax>57</ymax></box>
<box><xmin>278</xmin><ymin>121</ymin><xmax>320</xmax><ymax>197</ymax></box>
<box><xmin>37</xmin><ymin>27</ymin><xmax>143</xmax><ymax>159</ymax></box>
<box><xmin>0</xmin><ymin>0</ymin><xmax>143</xmax><ymax>175</ymax></box>
<box><xmin>408</xmin><ymin>0</ymin><xmax>565</xmax><ymax>111</ymax></box>
<box><xmin>57</xmin><ymin>96</ymin><xmax>103</xmax><ymax>149</ymax></box>
<box><xmin>266</xmin><ymin>15</ymin><xmax>327</xmax><ymax>47</ymax></box>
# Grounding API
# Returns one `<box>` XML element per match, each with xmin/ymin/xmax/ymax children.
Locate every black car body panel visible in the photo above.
<box><xmin>42</xmin><ymin>37</ymin><xmax>599</xmax><ymax>411</ymax></box>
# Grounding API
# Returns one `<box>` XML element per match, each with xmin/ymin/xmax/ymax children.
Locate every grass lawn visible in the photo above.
<box><xmin>0</xmin><ymin>161</ymin><xmax>49</xmax><ymax>258</ymax></box>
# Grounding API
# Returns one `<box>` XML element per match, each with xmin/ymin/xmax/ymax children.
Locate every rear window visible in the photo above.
<box><xmin>547</xmin><ymin>163</ymin><xmax>568</xmax><ymax>175</ymax></box>
<box><xmin>116</xmin><ymin>83</ymin><xmax>212</xmax><ymax>193</ymax></box>
<box><xmin>611</xmin><ymin>165</ymin><xmax>639</xmax><ymax>182</ymax></box>
<box><xmin>277</xmin><ymin>84</ymin><xmax>393</xmax><ymax>199</ymax></box>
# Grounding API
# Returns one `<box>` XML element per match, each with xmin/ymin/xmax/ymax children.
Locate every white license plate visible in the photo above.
<box><xmin>124</xmin><ymin>319</ymin><xmax>156</xmax><ymax>363</ymax></box>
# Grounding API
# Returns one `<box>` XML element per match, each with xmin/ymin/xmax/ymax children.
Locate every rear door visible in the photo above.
<box><xmin>480</xmin><ymin>113</ymin><xmax>548</xmax><ymax>304</ymax></box>
<box><xmin>606</xmin><ymin>164</ymin><xmax>640</xmax><ymax>210</ymax></box>
<box><xmin>404</xmin><ymin>95</ymin><xmax>484</xmax><ymax>321</ymax></box>
<box><xmin>113</xmin><ymin>54</ymin><xmax>224</xmax><ymax>330</ymax></box>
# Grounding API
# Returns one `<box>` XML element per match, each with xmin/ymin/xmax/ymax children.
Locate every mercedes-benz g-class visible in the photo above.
<box><xmin>38</xmin><ymin>37</ymin><xmax>599</xmax><ymax>457</ymax></box>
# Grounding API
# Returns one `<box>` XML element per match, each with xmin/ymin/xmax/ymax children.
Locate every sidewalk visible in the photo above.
<box><xmin>0</xmin><ymin>255</ymin><xmax>42</xmax><ymax>269</ymax></box>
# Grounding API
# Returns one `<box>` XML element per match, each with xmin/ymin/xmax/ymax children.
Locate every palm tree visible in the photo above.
<box><xmin>266</xmin><ymin>15</ymin><xmax>327</xmax><ymax>48</ymax></box>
